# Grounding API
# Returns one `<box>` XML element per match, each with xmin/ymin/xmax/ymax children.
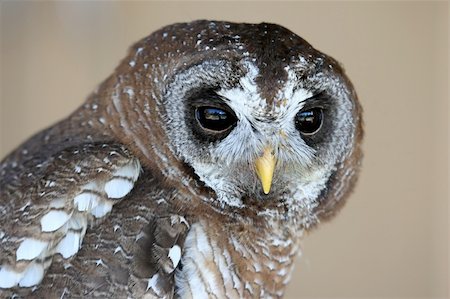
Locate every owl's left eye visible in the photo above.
<box><xmin>295</xmin><ymin>108</ymin><xmax>323</xmax><ymax>135</ymax></box>
<box><xmin>195</xmin><ymin>106</ymin><xmax>237</xmax><ymax>132</ymax></box>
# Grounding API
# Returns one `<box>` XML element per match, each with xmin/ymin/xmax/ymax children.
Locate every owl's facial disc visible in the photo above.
<box><xmin>164</xmin><ymin>57</ymin><xmax>355</xmax><ymax>210</ymax></box>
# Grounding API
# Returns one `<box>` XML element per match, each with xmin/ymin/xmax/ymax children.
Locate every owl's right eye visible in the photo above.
<box><xmin>195</xmin><ymin>106</ymin><xmax>237</xmax><ymax>132</ymax></box>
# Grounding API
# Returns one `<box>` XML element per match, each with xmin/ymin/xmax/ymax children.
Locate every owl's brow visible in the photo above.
<box><xmin>299</xmin><ymin>91</ymin><xmax>327</xmax><ymax>104</ymax></box>
<box><xmin>188</xmin><ymin>88</ymin><xmax>228</xmax><ymax>106</ymax></box>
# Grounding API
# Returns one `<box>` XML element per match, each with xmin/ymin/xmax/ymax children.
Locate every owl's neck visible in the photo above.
<box><xmin>175</xmin><ymin>218</ymin><xmax>302</xmax><ymax>298</ymax></box>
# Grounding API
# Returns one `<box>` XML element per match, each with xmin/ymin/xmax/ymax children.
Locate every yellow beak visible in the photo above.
<box><xmin>255</xmin><ymin>146</ymin><xmax>277</xmax><ymax>194</ymax></box>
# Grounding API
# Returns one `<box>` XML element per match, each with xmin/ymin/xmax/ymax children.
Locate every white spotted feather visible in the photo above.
<box><xmin>16</xmin><ymin>239</ymin><xmax>48</xmax><ymax>261</ymax></box>
<box><xmin>0</xmin><ymin>158</ymin><xmax>141</xmax><ymax>289</ymax></box>
<box><xmin>40</xmin><ymin>210</ymin><xmax>71</xmax><ymax>232</ymax></box>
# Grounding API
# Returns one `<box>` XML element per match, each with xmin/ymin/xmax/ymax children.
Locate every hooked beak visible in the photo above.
<box><xmin>255</xmin><ymin>146</ymin><xmax>277</xmax><ymax>194</ymax></box>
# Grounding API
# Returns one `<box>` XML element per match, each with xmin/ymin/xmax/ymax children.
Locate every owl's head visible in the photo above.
<box><xmin>106</xmin><ymin>20</ymin><xmax>363</xmax><ymax>227</ymax></box>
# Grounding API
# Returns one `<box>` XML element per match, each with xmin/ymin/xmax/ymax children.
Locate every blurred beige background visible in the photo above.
<box><xmin>0</xmin><ymin>1</ymin><xmax>448</xmax><ymax>298</ymax></box>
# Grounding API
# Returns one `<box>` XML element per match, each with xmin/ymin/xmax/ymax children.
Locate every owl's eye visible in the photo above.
<box><xmin>295</xmin><ymin>108</ymin><xmax>323</xmax><ymax>135</ymax></box>
<box><xmin>195</xmin><ymin>106</ymin><xmax>237</xmax><ymax>132</ymax></box>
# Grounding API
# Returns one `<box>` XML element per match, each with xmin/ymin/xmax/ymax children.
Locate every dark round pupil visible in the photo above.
<box><xmin>195</xmin><ymin>107</ymin><xmax>235</xmax><ymax>132</ymax></box>
<box><xmin>295</xmin><ymin>108</ymin><xmax>323</xmax><ymax>134</ymax></box>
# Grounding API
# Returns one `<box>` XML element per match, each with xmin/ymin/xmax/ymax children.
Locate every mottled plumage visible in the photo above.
<box><xmin>0</xmin><ymin>20</ymin><xmax>363</xmax><ymax>298</ymax></box>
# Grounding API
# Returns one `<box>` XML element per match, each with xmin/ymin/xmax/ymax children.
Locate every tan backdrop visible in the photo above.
<box><xmin>0</xmin><ymin>2</ymin><xmax>448</xmax><ymax>298</ymax></box>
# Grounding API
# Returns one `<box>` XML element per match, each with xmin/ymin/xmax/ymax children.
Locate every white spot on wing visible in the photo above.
<box><xmin>45</xmin><ymin>180</ymin><xmax>56</xmax><ymax>187</ymax></box>
<box><xmin>91</xmin><ymin>201</ymin><xmax>113</xmax><ymax>218</ymax></box>
<box><xmin>40</xmin><ymin>210</ymin><xmax>70</xmax><ymax>232</ymax></box>
<box><xmin>95</xmin><ymin>259</ymin><xmax>107</xmax><ymax>267</ymax></box>
<box><xmin>168</xmin><ymin>245</ymin><xmax>181</xmax><ymax>271</ymax></box>
<box><xmin>74</xmin><ymin>193</ymin><xmax>99</xmax><ymax>211</ymax></box>
<box><xmin>18</xmin><ymin>263</ymin><xmax>44</xmax><ymax>287</ymax></box>
<box><xmin>0</xmin><ymin>266</ymin><xmax>21</xmax><ymax>288</ymax></box>
<box><xmin>104</xmin><ymin>178</ymin><xmax>134</xmax><ymax>199</ymax></box>
<box><xmin>56</xmin><ymin>231</ymin><xmax>81</xmax><ymax>258</ymax></box>
<box><xmin>18</xmin><ymin>201</ymin><xmax>31</xmax><ymax>212</ymax></box>
<box><xmin>113</xmin><ymin>161</ymin><xmax>140</xmax><ymax>181</ymax></box>
<box><xmin>146</xmin><ymin>273</ymin><xmax>161</xmax><ymax>294</ymax></box>
<box><xmin>16</xmin><ymin>239</ymin><xmax>48</xmax><ymax>261</ymax></box>
<box><xmin>135</xmin><ymin>232</ymin><xmax>145</xmax><ymax>242</ymax></box>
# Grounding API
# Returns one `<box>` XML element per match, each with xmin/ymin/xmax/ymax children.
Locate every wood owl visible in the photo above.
<box><xmin>0</xmin><ymin>20</ymin><xmax>363</xmax><ymax>298</ymax></box>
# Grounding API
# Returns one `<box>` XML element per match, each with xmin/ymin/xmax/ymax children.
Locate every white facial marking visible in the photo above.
<box><xmin>16</xmin><ymin>239</ymin><xmax>48</xmax><ymax>261</ymax></box>
<box><xmin>188</xmin><ymin>62</ymin><xmax>315</xmax><ymax>206</ymax></box>
<box><xmin>40</xmin><ymin>210</ymin><xmax>70</xmax><ymax>232</ymax></box>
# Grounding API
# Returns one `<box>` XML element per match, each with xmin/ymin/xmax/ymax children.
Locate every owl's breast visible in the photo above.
<box><xmin>174</xmin><ymin>220</ymin><xmax>301</xmax><ymax>299</ymax></box>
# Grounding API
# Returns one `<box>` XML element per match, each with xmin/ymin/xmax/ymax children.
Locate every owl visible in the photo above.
<box><xmin>0</xmin><ymin>20</ymin><xmax>363</xmax><ymax>298</ymax></box>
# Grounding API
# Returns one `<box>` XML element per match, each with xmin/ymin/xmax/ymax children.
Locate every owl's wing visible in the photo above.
<box><xmin>15</xmin><ymin>206</ymin><xmax>190</xmax><ymax>298</ymax></box>
<box><xmin>0</xmin><ymin>143</ymin><xmax>141</xmax><ymax>289</ymax></box>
